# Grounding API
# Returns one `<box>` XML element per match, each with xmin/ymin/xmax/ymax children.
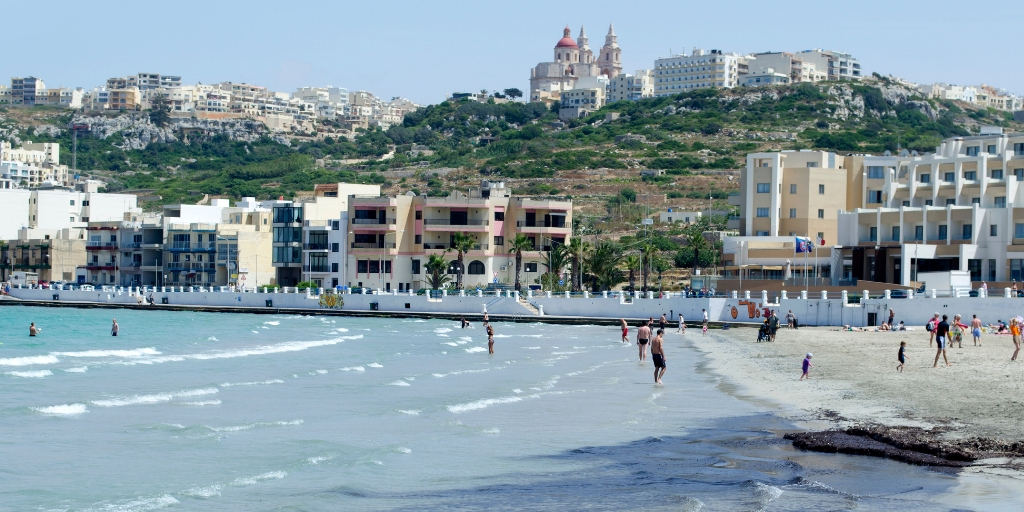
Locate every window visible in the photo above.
<box><xmin>990</xmin><ymin>169</ymin><xmax>1005</xmax><ymax>179</ymax></box>
<box><xmin>869</xmin><ymin>227</ymin><xmax>877</xmax><ymax>241</ymax></box>
<box><xmin>817</xmin><ymin>209</ymin><xmax>824</xmax><ymax>219</ymax></box>
<box><xmin>989</xmin><ymin>259</ymin><xmax>997</xmax><ymax>281</ymax></box>
<box><xmin>332</xmin><ymin>263</ymin><xmax>339</xmax><ymax>273</ymax></box>
<box><xmin>919</xmin><ymin>174</ymin><xmax>931</xmax><ymax>183</ymax></box>
<box><xmin>756</xmin><ymin>208</ymin><xmax>769</xmax><ymax>217</ymax></box>
<box><xmin>987</xmin><ymin>145</ymin><xmax>997</xmax><ymax>154</ymax></box>
<box><xmin>964</xmin><ymin>171</ymin><xmax>976</xmax><ymax>180</ymax></box>
<box><xmin>944</xmin><ymin>172</ymin><xmax>955</xmax><ymax>182</ymax></box>
<box><xmin>925</xmin><ymin>200</ymin><xmax>933</xmax><ymax>206</ymax></box>
<box><xmin>414</xmin><ymin>234</ymin><xmax>422</xmax><ymax>244</ymax></box>
<box><xmin>915</xmin><ymin>225</ymin><xmax>924</xmax><ymax>240</ymax></box>
<box><xmin>412</xmin><ymin>259</ymin><xmax>420</xmax><ymax>274</ymax></box>
<box><xmin>972</xmin><ymin>197</ymin><xmax>981</xmax><ymax>205</ymax></box>
<box><xmin>892</xmin><ymin>226</ymin><xmax>900</xmax><ymax>240</ymax></box>
<box><xmin>966</xmin><ymin>146</ymin><xmax>979</xmax><ymax>156</ymax></box>
<box><xmin>789</xmin><ymin>184</ymin><xmax>797</xmax><ymax>194</ymax></box>
<box><xmin>494</xmin><ymin>236</ymin><xmax>504</xmax><ymax>246</ymax></box>
<box><xmin>991</xmin><ymin>224</ymin><xmax>998</xmax><ymax>236</ymax></box>
<box><xmin>494</xmin><ymin>211</ymin><xmax>504</xmax><ymax>221</ymax></box>
<box><xmin>756</xmin><ymin>231</ymin><xmax>769</xmax><ymax>236</ymax></box>
<box><xmin>415</xmin><ymin>210</ymin><xmax>422</xmax><ymax>220</ymax></box>
<box><xmin>938</xmin><ymin>225</ymin><xmax>947</xmax><ymax>239</ymax></box>
<box><xmin>524</xmin><ymin>262</ymin><xmax>538</xmax><ymax>273</ymax></box>
<box><xmin>963</xmin><ymin>224</ymin><xmax>972</xmax><ymax>240</ymax></box>
<box><xmin>331</xmin><ymin>220</ymin><xmax>340</xmax><ymax>230</ymax></box>
<box><xmin>789</xmin><ymin>208</ymin><xmax>797</xmax><ymax>218</ymax></box>
<box><xmin>867</xmin><ymin>166</ymin><xmax>884</xmax><ymax>179</ymax></box>
<box><xmin>756</xmin><ymin>183</ymin><xmax>770</xmax><ymax>193</ymax></box>
<box><xmin>968</xmin><ymin>259</ymin><xmax>981</xmax><ymax>281</ymax></box>
<box><xmin>1016</xmin><ymin>143</ymin><xmax>1024</xmax><ymax>156</ymax></box>
<box><xmin>81</xmin><ymin>217</ymin><xmax>88</xmax><ymax>222</ymax></box>
<box><xmin>902</xmin><ymin>201</ymin><xmax>910</xmax><ymax>207</ymax></box>
<box><xmin>945</xmin><ymin>199</ymin><xmax>955</xmax><ymax>206</ymax></box>
<box><xmin>70</xmin><ymin>200</ymin><xmax>75</xmax><ymax>205</ymax></box>
<box><xmin>1015</xmin><ymin>223</ymin><xmax>1024</xmax><ymax>238</ymax></box>
<box><xmin>996</xmin><ymin>196</ymin><xmax>1007</xmax><ymax>208</ymax></box>
<box><xmin>818</xmin><ymin>184</ymin><xmax>825</xmax><ymax>194</ymax></box>
<box><xmin>468</xmin><ymin>261</ymin><xmax>485</xmax><ymax>275</ymax></box>
<box><xmin>807</xmin><ymin>162</ymin><xmax>818</xmax><ymax>168</ymax></box>
<box><xmin>82</xmin><ymin>200</ymin><xmax>89</xmax><ymax>206</ymax></box>
<box><xmin>1016</xmin><ymin>169</ymin><xmax>1024</xmax><ymax>181</ymax></box>
<box><xmin>867</xmin><ymin>190</ymin><xmax>882</xmax><ymax>203</ymax></box>
<box><xmin>331</xmin><ymin>243</ymin><xmax>339</xmax><ymax>252</ymax></box>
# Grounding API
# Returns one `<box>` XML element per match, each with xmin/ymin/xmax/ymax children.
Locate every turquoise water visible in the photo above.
<box><xmin>0</xmin><ymin>306</ymin><xmax>977</xmax><ymax>510</ymax></box>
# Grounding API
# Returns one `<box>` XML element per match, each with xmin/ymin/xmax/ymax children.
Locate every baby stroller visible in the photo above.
<box><xmin>756</xmin><ymin>322</ymin><xmax>770</xmax><ymax>342</ymax></box>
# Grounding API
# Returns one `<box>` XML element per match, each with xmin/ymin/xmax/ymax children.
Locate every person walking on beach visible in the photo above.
<box><xmin>111</xmin><ymin>319</ymin><xmax>119</xmax><ymax>337</ymax></box>
<box><xmin>897</xmin><ymin>341</ymin><xmax>907</xmax><ymax>373</ymax></box>
<box><xmin>29</xmin><ymin>322</ymin><xmax>39</xmax><ymax>337</ymax></box>
<box><xmin>651</xmin><ymin>329</ymin><xmax>666</xmax><ymax>384</ymax></box>
<box><xmin>702</xmin><ymin>308</ymin><xmax>708</xmax><ymax>327</ymax></box>
<box><xmin>1011</xmin><ymin>318</ymin><xmax>1022</xmax><ymax>361</ymax></box>
<box><xmin>888</xmin><ymin>308</ymin><xmax>895</xmax><ymax>328</ymax></box>
<box><xmin>971</xmin><ymin>315</ymin><xmax>982</xmax><ymax>346</ymax></box>
<box><xmin>951</xmin><ymin>314</ymin><xmax>967</xmax><ymax>349</ymax></box>
<box><xmin>786</xmin><ymin>310</ymin><xmax>795</xmax><ymax>329</ymax></box>
<box><xmin>620</xmin><ymin>318</ymin><xmax>629</xmax><ymax>344</ymax></box>
<box><xmin>927</xmin><ymin>313</ymin><xmax>940</xmax><ymax>347</ymax></box>
<box><xmin>486</xmin><ymin>323</ymin><xmax>495</xmax><ymax>354</ymax></box>
<box><xmin>678</xmin><ymin>313</ymin><xmax>685</xmax><ymax>334</ymax></box>
<box><xmin>636</xmin><ymin>321</ymin><xmax>651</xmax><ymax>362</ymax></box>
<box><xmin>800</xmin><ymin>353</ymin><xmax>813</xmax><ymax>380</ymax></box>
<box><xmin>768</xmin><ymin>311</ymin><xmax>779</xmax><ymax>342</ymax></box>
<box><xmin>933</xmin><ymin>314</ymin><xmax>952</xmax><ymax>368</ymax></box>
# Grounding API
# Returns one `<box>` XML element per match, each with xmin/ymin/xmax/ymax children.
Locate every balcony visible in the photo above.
<box><xmin>352</xmin><ymin>218</ymin><xmax>396</xmax><ymax>225</ymax></box>
<box><xmin>85</xmin><ymin>263</ymin><xmax>116</xmax><ymax>270</ymax></box>
<box><xmin>121</xmin><ymin>242</ymin><xmax>141</xmax><ymax>249</ymax></box>
<box><xmin>303</xmin><ymin>265</ymin><xmax>332</xmax><ymax>273</ymax></box>
<box><xmin>304</xmin><ymin>242</ymin><xmax>329</xmax><ymax>250</ymax></box>
<box><xmin>351</xmin><ymin>242</ymin><xmax>396</xmax><ymax>249</ymax></box>
<box><xmin>86</xmin><ymin>242</ymin><xmax>118</xmax><ymax>250</ymax></box>
<box><xmin>423</xmin><ymin>243</ymin><xmax>489</xmax><ymax>251</ymax></box>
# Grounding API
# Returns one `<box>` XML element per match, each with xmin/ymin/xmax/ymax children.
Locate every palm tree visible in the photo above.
<box><xmin>542</xmin><ymin>243</ymin><xmax>569</xmax><ymax>286</ymax></box>
<box><xmin>640</xmin><ymin>243</ymin><xmax>654</xmax><ymax>292</ymax></box>
<box><xmin>425</xmin><ymin>254</ymin><xmax>451</xmax><ymax>290</ymax></box>
<box><xmin>566</xmin><ymin>237</ymin><xmax>590</xmax><ymax>292</ymax></box>
<box><xmin>624</xmin><ymin>255</ymin><xmax>640</xmax><ymax>292</ymax></box>
<box><xmin>448</xmin><ymin>232</ymin><xmax>476</xmax><ymax>289</ymax></box>
<box><xmin>586</xmin><ymin>241</ymin><xmax>624</xmax><ymax>291</ymax></box>
<box><xmin>508</xmin><ymin>234</ymin><xmax>533</xmax><ymax>292</ymax></box>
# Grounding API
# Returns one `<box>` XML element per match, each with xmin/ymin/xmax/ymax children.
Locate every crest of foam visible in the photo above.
<box><xmin>230</xmin><ymin>471</ymin><xmax>287</xmax><ymax>487</ymax></box>
<box><xmin>6</xmin><ymin>369</ymin><xmax>52</xmax><ymax>378</ymax></box>
<box><xmin>91</xmin><ymin>387</ymin><xmax>218</xmax><ymax>407</ymax></box>
<box><xmin>220</xmin><ymin>379</ymin><xmax>284</xmax><ymax>387</ymax></box>
<box><xmin>388</xmin><ymin>380</ymin><xmax>411</xmax><ymax>386</ymax></box>
<box><xmin>0</xmin><ymin>355</ymin><xmax>59</xmax><ymax>366</ymax></box>
<box><xmin>33</xmin><ymin>403</ymin><xmax>88</xmax><ymax>415</ymax></box>
<box><xmin>54</xmin><ymin>347</ymin><xmax>160</xmax><ymax>358</ymax></box>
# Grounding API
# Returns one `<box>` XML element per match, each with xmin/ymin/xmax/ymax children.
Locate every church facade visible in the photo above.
<box><xmin>529</xmin><ymin>25</ymin><xmax>622</xmax><ymax>104</ymax></box>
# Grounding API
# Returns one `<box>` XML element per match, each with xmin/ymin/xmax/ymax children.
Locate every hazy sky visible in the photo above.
<box><xmin>7</xmin><ymin>0</ymin><xmax>1020</xmax><ymax>105</ymax></box>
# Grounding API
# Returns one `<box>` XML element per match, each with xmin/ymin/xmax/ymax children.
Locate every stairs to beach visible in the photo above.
<box><xmin>518</xmin><ymin>298</ymin><xmax>541</xmax><ymax>316</ymax></box>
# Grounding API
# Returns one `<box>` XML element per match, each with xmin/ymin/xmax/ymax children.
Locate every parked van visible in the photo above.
<box><xmin>10</xmin><ymin>271</ymin><xmax>39</xmax><ymax>287</ymax></box>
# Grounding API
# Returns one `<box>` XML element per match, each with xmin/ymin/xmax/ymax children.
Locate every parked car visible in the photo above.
<box><xmin>80</xmin><ymin>285</ymin><xmax>95</xmax><ymax>291</ymax></box>
<box><xmin>890</xmin><ymin>290</ymin><xmax>909</xmax><ymax>299</ymax></box>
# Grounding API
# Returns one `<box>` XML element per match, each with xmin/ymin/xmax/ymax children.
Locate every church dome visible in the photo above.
<box><xmin>555</xmin><ymin>26</ymin><xmax>578</xmax><ymax>48</ymax></box>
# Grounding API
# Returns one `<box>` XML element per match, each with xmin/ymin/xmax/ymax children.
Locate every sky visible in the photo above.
<box><xmin>6</xmin><ymin>0</ymin><xmax>1021</xmax><ymax>105</ymax></box>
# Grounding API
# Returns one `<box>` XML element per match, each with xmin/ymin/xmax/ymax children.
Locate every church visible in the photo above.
<box><xmin>529</xmin><ymin>24</ymin><xmax>622</xmax><ymax>104</ymax></box>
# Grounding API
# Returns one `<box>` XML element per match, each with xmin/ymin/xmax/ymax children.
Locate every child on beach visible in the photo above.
<box><xmin>702</xmin><ymin>323</ymin><xmax>708</xmax><ymax>336</ymax></box>
<box><xmin>897</xmin><ymin>342</ymin><xmax>907</xmax><ymax>372</ymax></box>
<box><xmin>800</xmin><ymin>353</ymin><xmax>813</xmax><ymax>380</ymax></box>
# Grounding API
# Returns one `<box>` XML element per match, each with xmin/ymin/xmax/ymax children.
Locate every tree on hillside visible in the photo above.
<box><xmin>509</xmin><ymin>234</ymin><xmax>533</xmax><ymax>292</ymax></box>
<box><xmin>503</xmin><ymin>88</ymin><xmax>523</xmax><ymax>101</ymax></box>
<box><xmin>148</xmin><ymin>94</ymin><xmax>172</xmax><ymax>128</ymax></box>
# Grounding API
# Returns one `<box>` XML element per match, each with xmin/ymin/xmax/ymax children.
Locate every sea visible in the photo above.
<box><xmin>0</xmin><ymin>305</ymin><xmax>1018</xmax><ymax>511</ymax></box>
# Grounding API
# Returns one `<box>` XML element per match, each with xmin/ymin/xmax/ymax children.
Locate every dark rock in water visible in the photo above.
<box><xmin>785</xmin><ymin>425</ymin><xmax>1024</xmax><ymax>468</ymax></box>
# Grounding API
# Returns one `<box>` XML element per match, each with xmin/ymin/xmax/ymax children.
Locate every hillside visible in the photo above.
<box><xmin>1</xmin><ymin>78</ymin><xmax>1019</xmax><ymax>216</ymax></box>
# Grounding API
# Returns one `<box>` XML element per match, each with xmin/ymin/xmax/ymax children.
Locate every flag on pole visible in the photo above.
<box><xmin>795</xmin><ymin>237</ymin><xmax>813</xmax><ymax>253</ymax></box>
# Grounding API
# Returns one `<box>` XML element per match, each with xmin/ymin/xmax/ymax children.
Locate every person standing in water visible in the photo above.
<box><xmin>651</xmin><ymin>329</ymin><xmax>666</xmax><ymax>384</ymax></box>
<box><xmin>486</xmin><ymin>323</ymin><xmax>495</xmax><ymax>354</ymax></box>
<box><xmin>636</xmin><ymin>321</ymin><xmax>651</xmax><ymax>362</ymax></box>
<box><xmin>659</xmin><ymin>314</ymin><xmax>667</xmax><ymax>332</ymax></box>
<box><xmin>111</xmin><ymin>319</ymin><xmax>119</xmax><ymax>337</ymax></box>
<box><xmin>29</xmin><ymin>322</ymin><xmax>39</xmax><ymax>336</ymax></box>
<box><xmin>678</xmin><ymin>313</ymin><xmax>685</xmax><ymax>334</ymax></box>
<box><xmin>620</xmin><ymin>319</ymin><xmax>629</xmax><ymax>344</ymax></box>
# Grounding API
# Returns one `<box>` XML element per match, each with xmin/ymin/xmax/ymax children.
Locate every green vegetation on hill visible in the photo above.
<box><xmin>2</xmin><ymin>80</ymin><xmax>1018</xmax><ymax>208</ymax></box>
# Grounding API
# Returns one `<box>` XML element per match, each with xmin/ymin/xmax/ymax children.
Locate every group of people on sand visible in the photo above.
<box><xmin>925</xmin><ymin>311</ymin><xmax>1022</xmax><ymax>366</ymax></box>
<box><xmin>461</xmin><ymin>314</ymin><xmax>495</xmax><ymax>354</ymax></box>
<box><xmin>617</xmin><ymin>310</ymin><xmax>711</xmax><ymax>385</ymax></box>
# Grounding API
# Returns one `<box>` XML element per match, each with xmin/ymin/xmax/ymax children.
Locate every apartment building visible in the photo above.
<box><xmin>0</xmin><ymin>186</ymin><xmax>137</xmax><ymax>240</ymax></box>
<box><xmin>109</xmin><ymin>87</ymin><xmax>141</xmax><ymax>110</ymax></box>
<box><xmin>345</xmin><ymin>181</ymin><xmax>572</xmax><ymax>292</ymax></box>
<box><xmin>270</xmin><ymin>183</ymin><xmax>382</xmax><ymax>287</ymax></box>
<box><xmin>740</xmin><ymin>69</ymin><xmax>791</xmax><ymax>87</ymax></box>
<box><xmin>558</xmin><ymin>87</ymin><xmax>605</xmax><ymax>120</ymax></box>
<box><xmin>736</xmin><ymin>150</ymin><xmax>859</xmax><ymax>244</ymax></box>
<box><xmin>746</xmin><ymin>52</ymin><xmax>826</xmax><ymax>83</ymax></box>
<box><xmin>10</xmin><ymin>77</ymin><xmax>45</xmax><ymax>105</ymax></box>
<box><xmin>797</xmin><ymin>49</ymin><xmax>861</xmax><ymax>81</ymax></box>
<box><xmin>834</xmin><ymin>128</ymin><xmax>1024</xmax><ymax>285</ymax></box>
<box><xmin>106</xmin><ymin>73</ymin><xmax>182</xmax><ymax>91</ymax></box>
<box><xmin>653</xmin><ymin>49</ymin><xmax>742</xmax><ymax>96</ymax></box>
<box><xmin>6</xmin><ymin>230</ymin><xmax>87</xmax><ymax>283</ymax></box>
<box><xmin>607</xmin><ymin>70</ymin><xmax>654</xmax><ymax>102</ymax></box>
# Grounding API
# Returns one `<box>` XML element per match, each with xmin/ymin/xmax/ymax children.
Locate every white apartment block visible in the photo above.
<box><xmin>0</xmin><ymin>188</ymin><xmax>138</xmax><ymax>240</ymax></box>
<box><xmin>797</xmin><ymin>49</ymin><xmax>862</xmax><ymax>81</ymax></box>
<box><xmin>0</xmin><ymin>141</ymin><xmax>69</xmax><ymax>187</ymax></box>
<box><xmin>558</xmin><ymin>87</ymin><xmax>605</xmax><ymax>120</ymax></box>
<box><xmin>740</xmin><ymin>69</ymin><xmax>791</xmax><ymax>87</ymax></box>
<box><xmin>607</xmin><ymin>70</ymin><xmax>654</xmax><ymax>102</ymax></box>
<box><xmin>747</xmin><ymin>52</ymin><xmax>826</xmax><ymax>83</ymax></box>
<box><xmin>107</xmin><ymin>73</ymin><xmax>182</xmax><ymax>91</ymax></box>
<box><xmin>653</xmin><ymin>49</ymin><xmax>742</xmax><ymax>96</ymax></box>
<box><xmin>835</xmin><ymin>128</ymin><xmax>1024</xmax><ymax>285</ymax></box>
<box><xmin>10</xmin><ymin>77</ymin><xmax>46</xmax><ymax>105</ymax></box>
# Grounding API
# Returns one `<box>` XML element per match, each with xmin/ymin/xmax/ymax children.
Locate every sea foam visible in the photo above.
<box><xmin>54</xmin><ymin>347</ymin><xmax>160</xmax><ymax>358</ymax></box>
<box><xmin>6</xmin><ymin>370</ymin><xmax>52</xmax><ymax>378</ymax></box>
<box><xmin>230</xmin><ymin>471</ymin><xmax>287</xmax><ymax>487</ymax></box>
<box><xmin>33</xmin><ymin>403</ymin><xmax>88</xmax><ymax>415</ymax></box>
<box><xmin>91</xmin><ymin>387</ymin><xmax>218</xmax><ymax>407</ymax></box>
<box><xmin>220</xmin><ymin>379</ymin><xmax>284</xmax><ymax>387</ymax></box>
<box><xmin>0</xmin><ymin>355</ymin><xmax>59</xmax><ymax>366</ymax></box>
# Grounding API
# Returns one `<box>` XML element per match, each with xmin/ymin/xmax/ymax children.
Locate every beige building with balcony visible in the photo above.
<box><xmin>346</xmin><ymin>181</ymin><xmax>572</xmax><ymax>292</ymax></box>
<box><xmin>835</xmin><ymin>128</ymin><xmax>1024</xmax><ymax>285</ymax></box>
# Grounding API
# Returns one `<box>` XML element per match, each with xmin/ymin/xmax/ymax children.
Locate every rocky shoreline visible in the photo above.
<box><xmin>785</xmin><ymin>424</ymin><xmax>1024</xmax><ymax>470</ymax></box>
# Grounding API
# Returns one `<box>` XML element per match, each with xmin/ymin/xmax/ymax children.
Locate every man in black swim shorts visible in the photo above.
<box><xmin>651</xmin><ymin>329</ymin><xmax>666</xmax><ymax>384</ymax></box>
<box><xmin>636</xmin><ymin>322</ymin><xmax>651</xmax><ymax>362</ymax></box>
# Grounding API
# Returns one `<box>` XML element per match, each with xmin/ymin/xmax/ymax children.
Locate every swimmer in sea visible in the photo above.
<box><xmin>30</xmin><ymin>322</ymin><xmax>39</xmax><ymax>336</ymax></box>
<box><xmin>111</xmin><ymin>318</ymin><xmax>119</xmax><ymax>337</ymax></box>
<box><xmin>636</xmin><ymin>321</ymin><xmax>651</xmax><ymax>362</ymax></box>
<box><xmin>651</xmin><ymin>329</ymin><xmax>666</xmax><ymax>384</ymax></box>
<box><xmin>486</xmin><ymin>323</ymin><xmax>495</xmax><ymax>354</ymax></box>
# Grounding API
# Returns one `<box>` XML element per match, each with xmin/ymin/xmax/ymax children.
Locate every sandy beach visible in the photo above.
<box><xmin>694</xmin><ymin>325</ymin><xmax>1024</xmax><ymax>441</ymax></box>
